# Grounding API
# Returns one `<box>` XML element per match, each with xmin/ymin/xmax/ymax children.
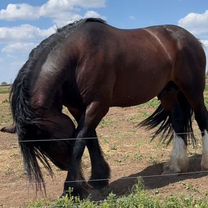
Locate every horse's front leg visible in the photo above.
<box><xmin>62</xmin><ymin>128</ymin><xmax>96</xmax><ymax>198</ymax></box>
<box><xmin>86</xmin><ymin>131</ymin><xmax>110</xmax><ymax>189</ymax></box>
<box><xmin>66</xmin><ymin>106</ymin><xmax>110</xmax><ymax>190</ymax></box>
<box><xmin>63</xmin><ymin>101</ymin><xmax>109</xmax><ymax>197</ymax></box>
<box><xmin>63</xmin><ymin>166</ymin><xmax>88</xmax><ymax>198</ymax></box>
<box><xmin>62</xmin><ymin>127</ymin><xmax>90</xmax><ymax>198</ymax></box>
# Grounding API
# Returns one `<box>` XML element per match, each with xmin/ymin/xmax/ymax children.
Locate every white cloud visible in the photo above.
<box><xmin>201</xmin><ymin>40</ymin><xmax>208</xmax><ymax>48</ymax></box>
<box><xmin>84</xmin><ymin>10</ymin><xmax>105</xmax><ymax>19</ymax></box>
<box><xmin>0</xmin><ymin>24</ymin><xmax>55</xmax><ymax>77</ymax></box>
<box><xmin>39</xmin><ymin>0</ymin><xmax>106</xmax><ymax>26</ymax></box>
<box><xmin>40</xmin><ymin>0</ymin><xmax>105</xmax><ymax>16</ymax></box>
<box><xmin>0</xmin><ymin>3</ymin><xmax>39</xmax><ymax>21</ymax></box>
<box><xmin>178</xmin><ymin>10</ymin><xmax>208</xmax><ymax>37</ymax></box>
<box><xmin>0</xmin><ymin>4</ymin><xmax>105</xmax><ymax>80</ymax></box>
<box><xmin>0</xmin><ymin>24</ymin><xmax>55</xmax><ymax>43</ymax></box>
<box><xmin>0</xmin><ymin>1</ymin><xmax>106</xmax><ymax>83</ymax></box>
<box><xmin>201</xmin><ymin>40</ymin><xmax>208</xmax><ymax>70</ymax></box>
<box><xmin>49</xmin><ymin>10</ymin><xmax>105</xmax><ymax>26</ymax></box>
<box><xmin>47</xmin><ymin>12</ymin><xmax>82</xmax><ymax>26</ymax></box>
<box><xmin>0</xmin><ymin>0</ymin><xmax>106</xmax><ymax>24</ymax></box>
<box><xmin>1</xmin><ymin>42</ymin><xmax>36</xmax><ymax>55</ymax></box>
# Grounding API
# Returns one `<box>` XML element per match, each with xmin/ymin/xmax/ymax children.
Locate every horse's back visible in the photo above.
<box><xmin>29</xmin><ymin>20</ymin><xmax>206</xmax><ymax>108</ymax></box>
<box><xmin>74</xmin><ymin>22</ymin><xmax>206</xmax><ymax>106</ymax></box>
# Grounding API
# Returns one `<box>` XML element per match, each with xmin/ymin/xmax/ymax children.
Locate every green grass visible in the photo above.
<box><xmin>0</xmin><ymin>85</ymin><xmax>11</xmax><ymax>94</ymax></box>
<box><xmin>28</xmin><ymin>180</ymin><xmax>208</xmax><ymax>208</ymax></box>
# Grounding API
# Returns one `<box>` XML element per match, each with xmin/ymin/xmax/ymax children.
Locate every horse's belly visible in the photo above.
<box><xmin>110</xmin><ymin>51</ymin><xmax>171</xmax><ymax>107</ymax></box>
<box><xmin>111</xmin><ymin>92</ymin><xmax>157</xmax><ymax>107</ymax></box>
<box><xmin>111</xmin><ymin>78</ymin><xmax>167</xmax><ymax>107</ymax></box>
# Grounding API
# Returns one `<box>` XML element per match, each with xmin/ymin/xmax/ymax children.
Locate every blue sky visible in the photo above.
<box><xmin>0</xmin><ymin>0</ymin><xmax>208</xmax><ymax>83</ymax></box>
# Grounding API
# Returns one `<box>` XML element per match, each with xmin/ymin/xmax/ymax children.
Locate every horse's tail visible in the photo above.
<box><xmin>10</xmin><ymin>68</ymin><xmax>52</xmax><ymax>191</ymax></box>
<box><xmin>139</xmin><ymin>94</ymin><xmax>195</xmax><ymax>145</ymax></box>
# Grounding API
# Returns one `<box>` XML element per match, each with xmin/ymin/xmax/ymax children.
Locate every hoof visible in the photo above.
<box><xmin>162</xmin><ymin>155</ymin><xmax>189</xmax><ymax>175</ymax></box>
<box><xmin>201</xmin><ymin>165</ymin><xmax>208</xmax><ymax>171</ymax></box>
<box><xmin>162</xmin><ymin>161</ymin><xmax>187</xmax><ymax>175</ymax></box>
<box><xmin>61</xmin><ymin>183</ymin><xmax>90</xmax><ymax>199</ymax></box>
<box><xmin>162</xmin><ymin>163</ymin><xmax>180</xmax><ymax>175</ymax></box>
<box><xmin>89</xmin><ymin>161</ymin><xmax>110</xmax><ymax>189</ymax></box>
<box><xmin>201</xmin><ymin>130</ymin><xmax>208</xmax><ymax>170</ymax></box>
<box><xmin>201</xmin><ymin>154</ymin><xmax>208</xmax><ymax>170</ymax></box>
<box><xmin>164</xmin><ymin>134</ymin><xmax>189</xmax><ymax>175</ymax></box>
<box><xmin>61</xmin><ymin>188</ymin><xmax>89</xmax><ymax>199</ymax></box>
<box><xmin>88</xmin><ymin>178</ymin><xmax>109</xmax><ymax>189</ymax></box>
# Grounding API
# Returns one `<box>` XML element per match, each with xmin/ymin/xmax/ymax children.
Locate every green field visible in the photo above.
<box><xmin>0</xmin><ymin>85</ymin><xmax>10</xmax><ymax>94</ymax></box>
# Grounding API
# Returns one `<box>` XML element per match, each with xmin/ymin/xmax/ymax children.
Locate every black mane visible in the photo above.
<box><xmin>10</xmin><ymin>18</ymin><xmax>106</xmax><ymax>190</ymax></box>
<box><xmin>11</xmin><ymin>17</ymin><xmax>106</xmax><ymax>127</ymax></box>
<box><xmin>11</xmin><ymin>17</ymin><xmax>106</xmax><ymax>120</ymax></box>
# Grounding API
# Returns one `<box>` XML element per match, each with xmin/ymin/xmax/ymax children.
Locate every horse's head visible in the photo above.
<box><xmin>17</xmin><ymin>114</ymin><xmax>76</xmax><ymax>190</ymax></box>
<box><xmin>36</xmin><ymin>115</ymin><xmax>77</xmax><ymax>169</ymax></box>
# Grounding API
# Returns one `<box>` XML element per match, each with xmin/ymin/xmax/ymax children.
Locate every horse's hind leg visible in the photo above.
<box><xmin>191</xmin><ymin>100</ymin><xmax>208</xmax><ymax>170</ymax></box>
<box><xmin>201</xmin><ymin>130</ymin><xmax>208</xmax><ymax>170</ymax></box>
<box><xmin>180</xmin><ymin>92</ymin><xmax>208</xmax><ymax>170</ymax></box>
<box><xmin>163</xmin><ymin>133</ymin><xmax>188</xmax><ymax>174</ymax></box>
<box><xmin>173</xmin><ymin>38</ymin><xmax>208</xmax><ymax>170</ymax></box>
<box><xmin>160</xmin><ymin>90</ymin><xmax>190</xmax><ymax>173</ymax></box>
<box><xmin>174</xmin><ymin>69</ymin><xmax>208</xmax><ymax>169</ymax></box>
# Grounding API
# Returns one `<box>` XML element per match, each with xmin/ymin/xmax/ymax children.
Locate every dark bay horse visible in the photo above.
<box><xmin>9</xmin><ymin>18</ymin><xmax>208</xmax><ymax>197</ymax></box>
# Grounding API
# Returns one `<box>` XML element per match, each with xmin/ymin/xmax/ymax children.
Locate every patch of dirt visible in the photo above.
<box><xmin>0</xmin><ymin>94</ymin><xmax>208</xmax><ymax>207</ymax></box>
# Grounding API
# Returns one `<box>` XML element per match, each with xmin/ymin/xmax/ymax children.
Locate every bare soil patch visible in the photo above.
<box><xmin>0</xmin><ymin>93</ymin><xmax>208</xmax><ymax>207</ymax></box>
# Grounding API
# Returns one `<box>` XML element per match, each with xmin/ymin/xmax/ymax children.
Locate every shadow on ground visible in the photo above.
<box><xmin>89</xmin><ymin>154</ymin><xmax>207</xmax><ymax>200</ymax></box>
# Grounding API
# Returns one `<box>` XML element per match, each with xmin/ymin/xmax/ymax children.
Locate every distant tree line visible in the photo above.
<box><xmin>1</xmin><ymin>81</ymin><xmax>10</xmax><ymax>86</ymax></box>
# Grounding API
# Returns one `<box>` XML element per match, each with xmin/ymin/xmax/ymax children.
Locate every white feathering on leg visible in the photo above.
<box><xmin>201</xmin><ymin>130</ymin><xmax>208</xmax><ymax>170</ymax></box>
<box><xmin>163</xmin><ymin>133</ymin><xmax>188</xmax><ymax>174</ymax></box>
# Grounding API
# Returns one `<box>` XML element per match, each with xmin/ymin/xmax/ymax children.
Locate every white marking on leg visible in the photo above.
<box><xmin>163</xmin><ymin>133</ymin><xmax>188</xmax><ymax>173</ymax></box>
<box><xmin>201</xmin><ymin>130</ymin><xmax>208</xmax><ymax>170</ymax></box>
